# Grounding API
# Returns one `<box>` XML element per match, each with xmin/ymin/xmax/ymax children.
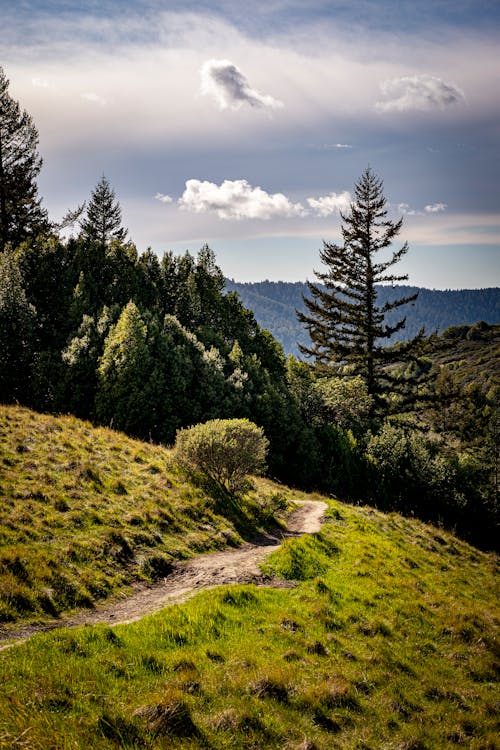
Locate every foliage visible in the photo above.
<box><xmin>0</xmin><ymin>66</ymin><xmax>497</xmax><ymax>548</ymax></box>
<box><xmin>0</xmin><ymin>498</ymin><xmax>498</xmax><ymax>749</ymax></box>
<box><xmin>96</xmin><ymin>301</ymin><xmax>152</xmax><ymax>435</ymax></box>
<box><xmin>226</xmin><ymin>279</ymin><xmax>499</xmax><ymax>358</ymax></box>
<box><xmin>79</xmin><ymin>175</ymin><xmax>127</xmax><ymax>246</ymax></box>
<box><xmin>175</xmin><ymin>418</ymin><xmax>269</xmax><ymax>493</ymax></box>
<box><xmin>298</xmin><ymin>168</ymin><xmax>424</xmax><ymax>416</ymax></box>
<box><xmin>0</xmin><ymin>247</ymin><xmax>37</xmax><ymax>402</ymax></box>
<box><xmin>0</xmin><ymin>405</ymin><xmax>286</xmax><ymax>625</ymax></box>
<box><xmin>0</xmin><ymin>66</ymin><xmax>48</xmax><ymax>250</ymax></box>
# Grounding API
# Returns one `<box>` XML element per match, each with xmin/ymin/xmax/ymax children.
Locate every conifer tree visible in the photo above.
<box><xmin>0</xmin><ymin>66</ymin><xmax>48</xmax><ymax>250</ymax></box>
<box><xmin>79</xmin><ymin>175</ymin><xmax>127</xmax><ymax>246</ymax></box>
<box><xmin>298</xmin><ymin>168</ymin><xmax>423</xmax><ymax>414</ymax></box>
<box><xmin>0</xmin><ymin>247</ymin><xmax>37</xmax><ymax>401</ymax></box>
<box><xmin>96</xmin><ymin>301</ymin><xmax>149</xmax><ymax>434</ymax></box>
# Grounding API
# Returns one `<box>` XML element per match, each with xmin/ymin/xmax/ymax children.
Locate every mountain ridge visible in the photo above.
<box><xmin>225</xmin><ymin>280</ymin><xmax>500</xmax><ymax>357</ymax></box>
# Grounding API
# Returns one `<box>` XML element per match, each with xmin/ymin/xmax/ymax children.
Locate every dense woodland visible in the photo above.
<box><xmin>226</xmin><ymin>279</ymin><xmax>500</xmax><ymax>358</ymax></box>
<box><xmin>0</xmin><ymin>66</ymin><xmax>498</xmax><ymax>549</ymax></box>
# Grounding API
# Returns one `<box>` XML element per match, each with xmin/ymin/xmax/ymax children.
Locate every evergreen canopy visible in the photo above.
<box><xmin>79</xmin><ymin>175</ymin><xmax>127</xmax><ymax>246</ymax></box>
<box><xmin>0</xmin><ymin>66</ymin><xmax>48</xmax><ymax>250</ymax></box>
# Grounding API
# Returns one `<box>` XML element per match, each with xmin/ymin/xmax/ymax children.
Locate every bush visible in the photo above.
<box><xmin>175</xmin><ymin>418</ymin><xmax>269</xmax><ymax>493</ymax></box>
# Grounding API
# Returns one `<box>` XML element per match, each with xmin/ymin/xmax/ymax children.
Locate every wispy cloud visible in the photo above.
<box><xmin>32</xmin><ymin>77</ymin><xmax>55</xmax><ymax>89</ymax></box>
<box><xmin>81</xmin><ymin>92</ymin><xmax>107</xmax><ymax>106</ymax></box>
<box><xmin>200</xmin><ymin>59</ymin><xmax>283</xmax><ymax>111</ymax></box>
<box><xmin>307</xmin><ymin>143</ymin><xmax>353</xmax><ymax>150</ymax></box>
<box><xmin>307</xmin><ymin>191</ymin><xmax>351</xmax><ymax>216</ymax></box>
<box><xmin>154</xmin><ymin>192</ymin><xmax>173</xmax><ymax>204</ymax></box>
<box><xmin>424</xmin><ymin>202</ymin><xmax>447</xmax><ymax>213</ymax></box>
<box><xmin>376</xmin><ymin>74</ymin><xmax>465</xmax><ymax>112</ymax></box>
<box><xmin>397</xmin><ymin>201</ymin><xmax>447</xmax><ymax>216</ymax></box>
<box><xmin>179</xmin><ymin>179</ymin><xmax>304</xmax><ymax>219</ymax></box>
<box><xmin>398</xmin><ymin>202</ymin><xmax>420</xmax><ymax>216</ymax></box>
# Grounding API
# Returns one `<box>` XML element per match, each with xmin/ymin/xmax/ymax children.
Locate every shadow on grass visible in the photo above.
<box><xmin>198</xmin><ymin>476</ymin><xmax>287</xmax><ymax>546</ymax></box>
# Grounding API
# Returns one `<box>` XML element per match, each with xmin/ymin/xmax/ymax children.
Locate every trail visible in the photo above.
<box><xmin>0</xmin><ymin>500</ymin><xmax>327</xmax><ymax>650</ymax></box>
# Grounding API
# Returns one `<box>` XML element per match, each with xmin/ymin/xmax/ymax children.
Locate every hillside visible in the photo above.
<box><xmin>225</xmin><ymin>280</ymin><xmax>500</xmax><ymax>357</ymax></box>
<box><xmin>0</xmin><ymin>407</ymin><xmax>498</xmax><ymax>749</ymax></box>
<box><xmin>0</xmin><ymin>405</ymin><xmax>288</xmax><ymax>628</ymax></box>
<box><xmin>430</xmin><ymin>321</ymin><xmax>500</xmax><ymax>391</ymax></box>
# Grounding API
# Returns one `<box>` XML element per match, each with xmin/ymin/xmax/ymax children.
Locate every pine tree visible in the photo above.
<box><xmin>96</xmin><ymin>301</ymin><xmax>149</xmax><ymax>434</ymax></box>
<box><xmin>0</xmin><ymin>66</ymin><xmax>48</xmax><ymax>250</ymax></box>
<box><xmin>298</xmin><ymin>167</ymin><xmax>423</xmax><ymax>414</ymax></box>
<box><xmin>0</xmin><ymin>247</ymin><xmax>37</xmax><ymax>401</ymax></box>
<box><xmin>79</xmin><ymin>175</ymin><xmax>127</xmax><ymax>246</ymax></box>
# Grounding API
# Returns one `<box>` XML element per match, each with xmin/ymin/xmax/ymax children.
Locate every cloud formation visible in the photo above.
<box><xmin>179</xmin><ymin>179</ymin><xmax>304</xmax><ymax>220</ymax></box>
<box><xmin>376</xmin><ymin>74</ymin><xmax>465</xmax><ymax>112</ymax></box>
<box><xmin>398</xmin><ymin>201</ymin><xmax>447</xmax><ymax>216</ymax></box>
<box><xmin>32</xmin><ymin>77</ymin><xmax>55</xmax><ymax>89</ymax></box>
<box><xmin>81</xmin><ymin>92</ymin><xmax>107</xmax><ymax>106</ymax></box>
<box><xmin>154</xmin><ymin>192</ymin><xmax>173</xmax><ymax>204</ymax></box>
<box><xmin>200</xmin><ymin>59</ymin><xmax>283</xmax><ymax>111</ymax></box>
<box><xmin>424</xmin><ymin>202</ymin><xmax>447</xmax><ymax>213</ymax></box>
<box><xmin>307</xmin><ymin>191</ymin><xmax>351</xmax><ymax>216</ymax></box>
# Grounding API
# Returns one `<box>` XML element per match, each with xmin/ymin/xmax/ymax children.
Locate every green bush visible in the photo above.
<box><xmin>175</xmin><ymin>418</ymin><xmax>269</xmax><ymax>493</ymax></box>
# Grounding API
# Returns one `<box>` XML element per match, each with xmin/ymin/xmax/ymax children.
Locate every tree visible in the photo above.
<box><xmin>298</xmin><ymin>168</ymin><xmax>423</xmax><ymax>415</ymax></box>
<box><xmin>79</xmin><ymin>175</ymin><xmax>127</xmax><ymax>246</ymax></box>
<box><xmin>0</xmin><ymin>67</ymin><xmax>48</xmax><ymax>250</ymax></box>
<box><xmin>96</xmin><ymin>301</ymin><xmax>150</xmax><ymax>435</ymax></box>
<box><xmin>0</xmin><ymin>246</ymin><xmax>37</xmax><ymax>401</ymax></box>
<box><xmin>175</xmin><ymin>418</ymin><xmax>269</xmax><ymax>493</ymax></box>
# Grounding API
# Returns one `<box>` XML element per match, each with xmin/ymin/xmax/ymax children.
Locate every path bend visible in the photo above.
<box><xmin>0</xmin><ymin>499</ymin><xmax>327</xmax><ymax>650</ymax></box>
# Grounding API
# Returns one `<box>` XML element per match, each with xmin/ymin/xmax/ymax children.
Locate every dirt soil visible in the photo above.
<box><xmin>0</xmin><ymin>500</ymin><xmax>327</xmax><ymax>650</ymax></box>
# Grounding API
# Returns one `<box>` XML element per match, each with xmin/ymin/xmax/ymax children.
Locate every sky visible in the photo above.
<box><xmin>2</xmin><ymin>0</ymin><xmax>500</xmax><ymax>288</ymax></box>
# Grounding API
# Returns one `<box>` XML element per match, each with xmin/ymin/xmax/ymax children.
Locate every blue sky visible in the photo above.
<box><xmin>3</xmin><ymin>0</ymin><xmax>500</xmax><ymax>288</ymax></box>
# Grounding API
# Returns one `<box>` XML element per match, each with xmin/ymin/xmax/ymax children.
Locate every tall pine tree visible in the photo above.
<box><xmin>298</xmin><ymin>168</ymin><xmax>423</xmax><ymax>415</ymax></box>
<box><xmin>0</xmin><ymin>66</ymin><xmax>48</xmax><ymax>250</ymax></box>
<box><xmin>79</xmin><ymin>175</ymin><xmax>127</xmax><ymax>246</ymax></box>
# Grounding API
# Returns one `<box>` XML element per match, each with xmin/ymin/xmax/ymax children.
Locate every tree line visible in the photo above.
<box><xmin>225</xmin><ymin>280</ymin><xmax>499</xmax><ymax>359</ymax></box>
<box><xmin>0</xmin><ymin>65</ymin><xmax>497</xmax><ymax>548</ymax></box>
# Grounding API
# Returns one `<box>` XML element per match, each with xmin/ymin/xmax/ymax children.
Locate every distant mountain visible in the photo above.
<box><xmin>225</xmin><ymin>280</ymin><xmax>500</xmax><ymax>357</ymax></box>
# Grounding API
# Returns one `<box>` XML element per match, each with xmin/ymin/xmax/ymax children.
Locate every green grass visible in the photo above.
<box><xmin>0</xmin><ymin>493</ymin><xmax>498</xmax><ymax>749</ymax></box>
<box><xmin>0</xmin><ymin>406</ymin><xmax>498</xmax><ymax>748</ymax></box>
<box><xmin>0</xmin><ymin>405</ymin><xmax>289</xmax><ymax>627</ymax></box>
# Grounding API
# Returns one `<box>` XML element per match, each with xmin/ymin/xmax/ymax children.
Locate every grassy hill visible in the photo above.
<box><xmin>0</xmin><ymin>405</ymin><xmax>288</xmax><ymax>627</ymax></box>
<box><xmin>0</xmin><ymin>407</ymin><xmax>498</xmax><ymax>748</ymax></box>
<box><xmin>429</xmin><ymin>321</ymin><xmax>500</xmax><ymax>391</ymax></box>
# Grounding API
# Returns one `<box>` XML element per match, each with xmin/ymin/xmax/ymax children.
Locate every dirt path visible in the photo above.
<box><xmin>0</xmin><ymin>500</ymin><xmax>327</xmax><ymax>650</ymax></box>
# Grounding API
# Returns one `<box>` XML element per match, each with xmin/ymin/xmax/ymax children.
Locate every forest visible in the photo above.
<box><xmin>226</xmin><ymin>279</ymin><xmax>500</xmax><ymax>358</ymax></box>
<box><xmin>0</xmin><ymin>65</ymin><xmax>498</xmax><ymax>550</ymax></box>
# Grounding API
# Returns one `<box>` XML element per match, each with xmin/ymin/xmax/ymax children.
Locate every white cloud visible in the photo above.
<box><xmin>375</xmin><ymin>74</ymin><xmax>465</xmax><ymax>112</ymax></box>
<box><xmin>424</xmin><ymin>202</ymin><xmax>447</xmax><ymax>213</ymax></box>
<box><xmin>179</xmin><ymin>179</ymin><xmax>305</xmax><ymax>220</ymax></box>
<box><xmin>154</xmin><ymin>192</ymin><xmax>173</xmax><ymax>204</ymax></box>
<box><xmin>200</xmin><ymin>59</ymin><xmax>283</xmax><ymax>111</ymax></box>
<box><xmin>32</xmin><ymin>77</ymin><xmax>55</xmax><ymax>89</ymax></box>
<box><xmin>397</xmin><ymin>201</ymin><xmax>447</xmax><ymax>216</ymax></box>
<box><xmin>81</xmin><ymin>91</ymin><xmax>107</xmax><ymax>106</ymax></box>
<box><xmin>307</xmin><ymin>191</ymin><xmax>351</xmax><ymax>217</ymax></box>
<box><xmin>398</xmin><ymin>202</ymin><xmax>420</xmax><ymax>216</ymax></box>
<box><xmin>307</xmin><ymin>143</ymin><xmax>353</xmax><ymax>150</ymax></box>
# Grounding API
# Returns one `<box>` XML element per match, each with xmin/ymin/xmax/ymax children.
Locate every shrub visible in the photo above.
<box><xmin>175</xmin><ymin>418</ymin><xmax>269</xmax><ymax>493</ymax></box>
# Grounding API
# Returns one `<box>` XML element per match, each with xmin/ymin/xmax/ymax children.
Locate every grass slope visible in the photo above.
<box><xmin>430</xmin><ymin>322</ymin><xmax>500</xmax><ymax>391</ymax></box>
<box><xmin>0</xmin><ymin>405</ymin><xmax>287</xmax><ymax>627</ymax></box>
<box><xmin>0</xmin><ymin>465</ymin><xmax>498</xmax><ymax>746</ymax></box>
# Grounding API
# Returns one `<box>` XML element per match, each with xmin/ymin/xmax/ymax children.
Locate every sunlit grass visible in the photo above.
<box><xmin>0</xmin><ymin>405</ymin><xmax>289</xmax><ymax>627</ymax></box>
<box><xmin>0</xmin><ymin>487</ymin><xmax>498</xmax><ymax>749</ymax></box>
